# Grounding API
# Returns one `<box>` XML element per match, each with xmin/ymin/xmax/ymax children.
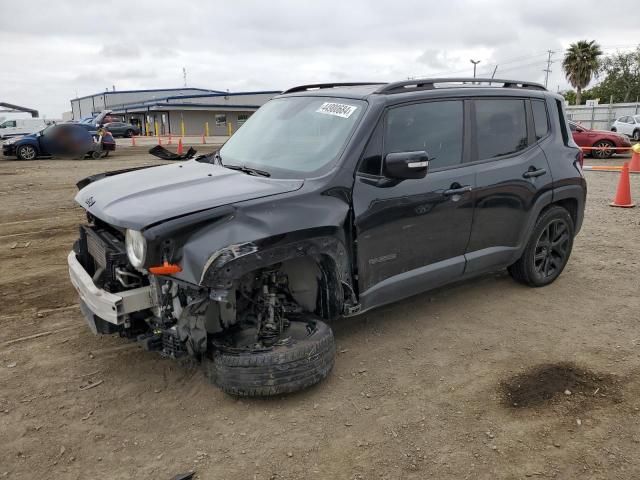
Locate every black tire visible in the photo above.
<box><xmin>90</xmin><ymin>150</ymin><xmax>102</xmax><ymax>160</ymax></box>
<box><xmin>633</xmin><ymin>129</ymin><xmax>640</xmax><ymax>142</ymax></box>
<box><xmin>508</xmin><ymin>206</ymin><xmax>574</xmax><ymax>287</ymax></box>
<box><xmin>206</xmin><ymin>318</ymin><xmax>335</xmax><ymax>397</ymax></box>
<box><xmin>591</xmin><ymin>140</ymin><xmax>614</xmax><ymax>159</ymax></box>
<box><xmin>16</xmin><ymin>144</ymin><xmax>37</xmax><ymax>160</ymax></box>
<box><xmin>125</xmin><ymin>129</ymin><xmax>133</xmax><ymax>138</ymax></box>
<box><xmin>611</xmin><ymin>127</ymin><xmax>617</xmax><ymax>132</ymax></box>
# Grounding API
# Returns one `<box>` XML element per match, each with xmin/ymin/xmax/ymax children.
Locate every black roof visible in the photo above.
<box><xmin>280</xmin><ymin>78</ymin><xmax>548</xmax><ymax>100</ymax></box>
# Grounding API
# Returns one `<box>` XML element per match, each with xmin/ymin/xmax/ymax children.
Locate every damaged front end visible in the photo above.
<box><xmin>70</xmin><ymin>220</ymin><xmax>218</xmax><ymax>358</ymax></box>
<box><xmin>69</xmin><ymin>213</ymin><xmax>353</xmax><ymax>361</ymax></box>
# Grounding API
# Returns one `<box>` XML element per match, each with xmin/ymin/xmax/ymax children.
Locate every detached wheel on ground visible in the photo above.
<box><xmin>205</xmin><ymin>318</ymin><xmax>335</xmax><ymax>397</ymax></box>
<box><xmin>508</xmin><ymin>205</ymin><xmax>575</xmax><ymax>287</ymax></box>
<box><xmin>16</xmin><ymin>145</ymin><xmax>37</xmax><ymax>160</ymax></box>
<box><xmin>591</xmin><ymin>140</ymin><xmax>614</xmax><ymax>159</ymax></box>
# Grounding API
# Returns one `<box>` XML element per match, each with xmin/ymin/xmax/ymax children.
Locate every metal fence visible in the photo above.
<box><xmin>565</xmin><ymin>102</ymin><xmax>640</xmax><ymax>131</ymax></box>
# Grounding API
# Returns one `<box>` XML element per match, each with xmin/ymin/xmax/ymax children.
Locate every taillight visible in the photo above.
<box><xmin>576</xmin><ymin>150</ymin><xmax>584</xmax><ymax>168</ymax></box>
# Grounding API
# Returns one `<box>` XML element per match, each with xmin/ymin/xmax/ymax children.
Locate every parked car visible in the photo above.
<box><xmin>2</xmin><ymin>123</ymin><xmax>115</xmax><ymax>160</ymax></box>
<box><xmin>0</xmin><ymin>118</ymin><xmax>51</xmax><ymax>139</ymax></box>
<box><xmin>611</xmin><ymin>115</ymin><xmax>640</xmax><ymax>141</ymax></box>
<box><xmin>569</xmin><ymin>121</ymin><xmax>631</xmax><ymax>158</ymax></box>
<box><xmin>68</xmin><ymin>78</ymin><xmax>586</xmax><ymax>396</ymax></box>
<box><xmin>103</xmin><ymin>122</ymin><xmax>140</xmax><ymax>138</ymax></box>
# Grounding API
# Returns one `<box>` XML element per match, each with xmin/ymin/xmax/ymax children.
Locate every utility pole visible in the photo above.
<box><xmin>470</xmin><ymin>59</ymin><xmax>481</xmax><ymax>78</ymax></box>
<box><xmin>543</xmin><ymin>50</ymin><xmax>554</xmax><ymax>88</ymax></box>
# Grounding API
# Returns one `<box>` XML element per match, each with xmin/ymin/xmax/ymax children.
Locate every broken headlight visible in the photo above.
<box><xmin>125</xmin><ymin>229</ymin><xmax>146</xmax><ymax>269</ymax></box>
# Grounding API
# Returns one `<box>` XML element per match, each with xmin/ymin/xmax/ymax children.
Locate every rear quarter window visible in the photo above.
<box><xmin>555</xmin><ymin>99</ymin><xmax>570</xmax><ymax>145</ymax></box>
<box><xmin>531</xmin><ymin>99</ymin><xmax>549</xmax><ymax>140</ymax></box>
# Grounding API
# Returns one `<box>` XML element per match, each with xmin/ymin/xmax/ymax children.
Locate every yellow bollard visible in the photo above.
<box><xmin>180</xmin><ymin>120</ymin><xmax>185</xmax><ymax>138</ymax></box>
<box><xmin>205</xmin><ymin>122</ymin><xmax>210</xmax><ymax>137</ymax></box>
<box><xmin>154</xmin><ymin>121</ymin><xmax>159</xmax><ymax>137</ymax></box>
<box><xmin>146</xmin><ymin>122</ymin><xmax>151</xmax><ymax>136</ymax></box>
<box><xmin>227</xmin><ymin>122</ymin><xmax>233</xmax><ymax>137</ymax></box>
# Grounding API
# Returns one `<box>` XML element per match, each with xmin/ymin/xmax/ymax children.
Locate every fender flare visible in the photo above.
<box><xmin>515</xmin><ymin>184</ymin><xmax>585</xmax><ymax>260</ymax></box>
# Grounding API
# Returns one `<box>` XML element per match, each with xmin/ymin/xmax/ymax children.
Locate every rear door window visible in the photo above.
<box><xmin>474</xmin><ymin>99</ymin><xmax>528</xmax><ymax>159</ymax></box>
<box><xmin>384</xmin><ymin>100</ymin><xmax>464</xmax><ymax>169</ymax></box>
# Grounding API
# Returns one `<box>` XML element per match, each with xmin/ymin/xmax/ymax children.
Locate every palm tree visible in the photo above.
<box><xmin>562</xmin><ymin>40</ymin><xmax>602</xmax><ymax>105</ymax></box>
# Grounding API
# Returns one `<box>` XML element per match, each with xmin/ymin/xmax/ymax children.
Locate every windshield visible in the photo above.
<box><xmin>219</xmin><ymin>96</ymin><xmax>366</xmax><ymax>178</ymax></box>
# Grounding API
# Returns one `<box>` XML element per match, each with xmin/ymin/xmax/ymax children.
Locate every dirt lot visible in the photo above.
<box><xmin>1</xmin><ymin>148</ymin><xmax>639</xmax><ymax>480</ymax></box>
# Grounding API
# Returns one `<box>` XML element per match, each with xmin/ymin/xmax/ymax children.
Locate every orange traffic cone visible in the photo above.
<box><xmin>610</xmin><ymin>162</ymin><xmax>635</xmax><ymax>208</ymax></box>
<box><xmin>202</xmin><ymin>134</ymin><xmax>206</xmax><ymax>144</ymax></box>
<box><xmin>177</xmin><ymin>138</ymin><xmax>184</xmax><ymax>155</ymax></box>
<box><xmin>131</xmin><ymin>135</ymin><xmax>136</xmax><ymax>146</ymax></box>
<box><xmin>629</xmin><ymin>143</ymin><xmax>640</xmax><ymax>173</ymax></box>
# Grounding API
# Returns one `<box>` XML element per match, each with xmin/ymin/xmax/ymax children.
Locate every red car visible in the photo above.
<box><xmin>569</xmin><ymin>121</ymin><xmax>632</xmax><ymax>159</ymax></box>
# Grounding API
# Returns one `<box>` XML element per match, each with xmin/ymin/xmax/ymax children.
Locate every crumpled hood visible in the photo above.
<box><xmin>75</xmin><ymin>160</ymin><xmax>304</xmax><ymax>230</ymax></box>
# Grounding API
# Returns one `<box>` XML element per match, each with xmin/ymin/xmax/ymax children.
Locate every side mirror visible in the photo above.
<box><xmin>384</xmin><ymin>151</ymin><xmax>429</xmax><ymax>180</ymax></box>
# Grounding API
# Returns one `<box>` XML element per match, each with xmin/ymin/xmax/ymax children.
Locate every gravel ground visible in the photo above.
<box><xmin>0</xmin><ymin>148</ymin><xmax>639</xmax><ymax>480</ymax></box>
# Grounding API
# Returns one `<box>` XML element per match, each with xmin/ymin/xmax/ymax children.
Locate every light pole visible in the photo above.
<box><xmin>470</xmin><ymin>59</ymin><xmax>481</xmax><ymax>78</ymax></box>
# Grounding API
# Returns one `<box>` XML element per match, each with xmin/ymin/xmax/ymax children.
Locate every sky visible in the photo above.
<box><xmin>1</xmin><ymin>0</ymin><xmax>639</xmax><ymax>118</ymax></box>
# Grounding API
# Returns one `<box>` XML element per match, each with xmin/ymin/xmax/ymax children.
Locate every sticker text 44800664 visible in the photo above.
<box><xmin>316</xmin><ymin>102</ymin><xmax>358</xmax><ymax>119</ymax></box>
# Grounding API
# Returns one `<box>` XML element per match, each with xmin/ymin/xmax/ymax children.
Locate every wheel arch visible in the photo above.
<box><xmin>201</xmin><ymin>233</ymin><xmax>352</xmax><ymax>320</ymax></box>
<box><xmin>16</xmin><ymin>141</ymin><xmax>40</xmax><ymax>156</ymax></box>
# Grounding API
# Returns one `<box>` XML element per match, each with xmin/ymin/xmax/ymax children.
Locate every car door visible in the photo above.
<box><xmin>352</xmin><ymin>98</ymin><xmax>475</xmax><ymax>310</ymax></box>
<box><xmin>107</xmin><ymin>122</ymin><xmax>121</xmax><ymax>136</ymax></box>
<box><xmin>465</xmin><ymin>97</ymin><xmax>554</xmax><ymax>273</ymax></box>
<box><xmin>618</xmin><ymin>117</ymin><xmax>632</xmax><ymax>136</ymax></box>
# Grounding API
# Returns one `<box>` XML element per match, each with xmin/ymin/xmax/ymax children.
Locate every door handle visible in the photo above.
<box><xmin>522</xmin><ymin>167</ymin><xmax>547</xmax><ymax>178</ymax></box>
<box><xmin>443</xmin><ymin>185</ymin><xmax>473</xmax><ymax>196</ymax></box>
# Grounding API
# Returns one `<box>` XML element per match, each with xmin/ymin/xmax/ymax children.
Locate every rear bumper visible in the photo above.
<box><xmin>67</xmin><ymin>251</ymin><xmax>154</xmax><ymax>325</ymax></box>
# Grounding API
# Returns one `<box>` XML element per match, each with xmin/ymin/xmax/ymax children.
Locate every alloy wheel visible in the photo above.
<box><xmin>533</xmin><ymin>219</ymin><xmax>570</xmax><ymax>280</ymax></box>
<box><xmin>19</xmin><ymin>145</ymin><xmax>36</xmax><ymax>160</ymax></box>
<box><xmin>592</xmin><ymin>141</ymin><xmax>613</xmax><ymax>159</ymax></box>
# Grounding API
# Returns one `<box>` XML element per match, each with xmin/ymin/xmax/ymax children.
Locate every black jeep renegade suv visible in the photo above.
<box><xmin>69</xmin><ymin>78</ymin><xmax>586</xmax><ymax>396</ymax></box>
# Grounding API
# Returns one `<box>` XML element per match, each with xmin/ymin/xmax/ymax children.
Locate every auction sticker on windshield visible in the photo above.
<box><xmin>316</xmin><ymin>102</ymin><xmax>358</xmax><ymax>119</ymax></box>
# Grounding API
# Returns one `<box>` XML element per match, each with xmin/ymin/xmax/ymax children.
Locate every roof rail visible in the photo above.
<box><xmin>374</xmin><ymin>78</ymin><xmax>547</xmax><ymax>94</ymax></box>
<box><xmin>282</xmin><ymin>82</ymin><xmax>383</xmax><ymax>94</ymax></box>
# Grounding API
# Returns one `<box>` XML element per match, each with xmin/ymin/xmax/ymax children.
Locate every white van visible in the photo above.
<box><xmin>0</xmin><ymin>118</ymin><xmax>50</xmax><ymax>139</ymax></box>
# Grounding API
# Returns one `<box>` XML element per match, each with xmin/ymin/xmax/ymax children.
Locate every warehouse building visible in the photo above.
<box><xmin>70</xmin><ymin>87</ymin><xmax>280</xmax><ymax>136</ymax></box>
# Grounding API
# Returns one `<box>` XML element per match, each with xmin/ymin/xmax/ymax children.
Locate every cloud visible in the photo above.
<box><xmin>100</xmin><ymin>43</ymin><xmax>141</xmax><ymax>58</ymax></box>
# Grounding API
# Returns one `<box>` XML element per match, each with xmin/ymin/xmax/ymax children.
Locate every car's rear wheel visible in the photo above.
<box><xmin>125</xmin><ymin>129</ymin><xmax>133</xmax><ymax>138</ymax></box>
<box><xmin>591</xmin><ymin>140</ymin><xmax>614</xmax><ymax>159</ymax></box>
<box><xmin>205</xmin><ymin>317</ymin><xmax>335</xmax><ymax>397</ymax></box>
<box><xmin>633</xmin><ymin>129</ymin><xmax>640</xmax><ymax>142</ymax></box>
<box><xmin>508</xmin><ymin>206</ymin><xmax>574</xmax><ymax>287</ymax></box>
<box><xmin>16</xmin><ymin>144</ymin><xmax>37</xmax><ymax>160</ymax></box>
<box><xmin>611</xmin><ymin>127</ymin><xmax>617</xmax><ymax>132</ymax></box>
